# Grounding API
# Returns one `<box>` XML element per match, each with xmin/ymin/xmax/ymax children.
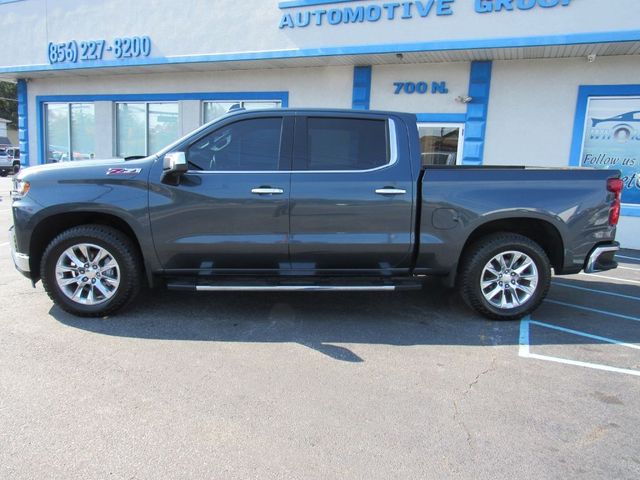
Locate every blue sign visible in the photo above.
<box><xmin>47</xmin><ymin>36</ymin><xmax>152</xmax><ymax>65</ymax></box>
<box><xmin>279</xmin><ymin>0</ymin><xmax>572</xmax><ymax>29</ymax></box>
<box><xmin>582</xmin><ymin>99</ymin><xmax>640</xmax><ymax>205</ymax></box>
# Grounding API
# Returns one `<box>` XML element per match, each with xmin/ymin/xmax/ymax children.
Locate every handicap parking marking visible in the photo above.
<box><xmin>519</xmin><ymin>318</ymin><xmax>640</xmax><ymax>377</ymax></box>
<box><xmin>552</xmin><ymin>281</ymin><xmax>640</xmax><ymax>302</ymax></box>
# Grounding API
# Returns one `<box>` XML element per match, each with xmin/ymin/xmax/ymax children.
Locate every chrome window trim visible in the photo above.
<box><xmin>185</xmin><ymin>118</ymin><xmax>398</xmax><ymax>175</ymax></box>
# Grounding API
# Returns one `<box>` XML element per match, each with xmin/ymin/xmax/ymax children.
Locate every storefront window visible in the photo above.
<box><xmin>580</xmin><ymin>96</ymin><xmax>640</xmax><ymax>205</ymax></box>
<box><xmin>148</xmin><ymin>103</ymin><xmax>179</xmax><ymax>153</ymax></box>
<box><xmin>202</xmin><ymin>100</ymin><xmax>281</xmax><ymax>124</ymax></box>
<box><xmin>116</xmin><ymin>102</ymin><xmax>179</xmax><ymax>157</ymax></box>
<box><xmin>418</xmin><ymin>124</ymin><xmax>463</xmax><ymax>166</ymax></box>
<box><xmin>45</xmin><ymin>103</ymin><xmax>95</xmax><ymax>162</ymax></box>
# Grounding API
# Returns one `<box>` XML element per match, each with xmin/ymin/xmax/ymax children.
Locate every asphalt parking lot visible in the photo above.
<box><xmin>0</xmin><ymin>175</ymin><xmax>639</xmax><ymax>479</ymax></box>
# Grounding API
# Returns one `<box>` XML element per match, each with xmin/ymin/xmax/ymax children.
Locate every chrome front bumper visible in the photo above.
<box><xmin>9</xmin><ymin>225</ymin><xmax>30</xmax><ymax>275</ymax></box>
<box><xmin>584</xmin><ymin>243</ymin><xmax>620</xmax><ymax>274</ymax></box>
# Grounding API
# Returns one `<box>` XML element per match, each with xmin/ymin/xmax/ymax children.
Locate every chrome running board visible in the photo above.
<box><xmin>192</xmin><ymin>285</ymin><xmax>397</xmax><ymax>292</ymax></box>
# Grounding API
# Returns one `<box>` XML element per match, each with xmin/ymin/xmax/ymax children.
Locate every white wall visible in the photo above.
<box><xmin>370</xmin><ymin>63</ymin><xmax>469</xmax><ymax>114</ymax></box>
<box><xmin>26</xmin><ymin>65</ymin><xmax>354</xmax><ymax>161</ymax></box>
<box><xmin>485</xmin><ymin>55</ymin><xmax>640</xmax><ymax>167</ymax></box>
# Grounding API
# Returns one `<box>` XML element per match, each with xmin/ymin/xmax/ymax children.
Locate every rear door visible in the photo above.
<box><xmin>149</xmin><ymin>112</ymin><xmax>293</xmax><ymax>273</ymax></box>
<box><xmin>289</xmin><ymin>114</ymin><xmax>415</xmax><ymax>274</ymax></box>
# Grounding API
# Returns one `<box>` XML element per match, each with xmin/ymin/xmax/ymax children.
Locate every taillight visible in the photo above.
<box><xmin>607</xmin><ymin>178</ymin><xmax>623</xmax><ymax>226</ymax></box>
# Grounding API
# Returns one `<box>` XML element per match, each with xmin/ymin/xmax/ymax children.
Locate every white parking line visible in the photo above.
<box><xmin>519</xmin><ymin>319</ymin><xmax>640</xmax><ymax>377</ymax></box>
<box><xmin>552</xmin><ymin>281</ymin><xmax>640</xmax><ymax>301</ymax></box>
<box><xmin>617</xmin><ymin>265</ymin><xmax>640</xmax><ymax>272</ymax></box>
<box><xmin>578</xmin><ymin>272</ymin><xmax>640</xmax><ymax>285</ymax></box>
<box><xmin>545</xmin><ymin>299</ymin><xmax>640</xmax><ymax>323</ymax></box>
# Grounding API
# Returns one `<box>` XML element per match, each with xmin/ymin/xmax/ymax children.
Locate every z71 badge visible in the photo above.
<box><xmin>106</xmin><ymin>168</ymin><xmax>142</xmax><ymax>175</ymax></box>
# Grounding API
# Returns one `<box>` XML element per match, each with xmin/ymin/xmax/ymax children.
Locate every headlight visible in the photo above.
<box><xmin>11</xmin><ymin>179</ymin><xmax>30</xmax><ymax>199</ymax></box>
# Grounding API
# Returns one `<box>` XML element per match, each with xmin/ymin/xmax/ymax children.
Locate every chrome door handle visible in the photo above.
<box><xmin>251</xmin><ymin>187</ymin><xmax>284</xmax><ymax>195</ymax></box>
<box><xmin>375</xmin><ymin>188</ymin><xmax>406</xmax><ymax>195</ymax></box>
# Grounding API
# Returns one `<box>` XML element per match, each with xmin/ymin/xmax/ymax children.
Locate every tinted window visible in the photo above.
<box><xmin>187</xmin><ymin>117</ymin><xmax>282</xmax><ymax>171</ymax></box>
<box><xmin>306</xmin><ymin>117</ymin><xmax>388</xmax><ymax>171</ymax></box>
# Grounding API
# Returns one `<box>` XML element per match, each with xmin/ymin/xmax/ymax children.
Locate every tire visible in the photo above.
<box><xmin>12</xmin><ymin>163</ymin><xmax>20</xmax><ymax>175</ymax></box>
<box><xmin>0</xmin><ymin>171</ymin><xmax>7</xmax><ymax>177</ymax></box>
<box><xmin>40</xmin><ymin>225</ymin><xmax>142</xmax><ymax>317</ymax></box>
<box><xmin>458</xmin><ymin>233</ymin><xmax>551</xmax><ymax>321</ymax></box>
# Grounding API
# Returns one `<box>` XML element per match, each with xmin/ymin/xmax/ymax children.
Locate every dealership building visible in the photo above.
<box><xmin>1</xmin><ymin>0</ymin><xmax>639</xmax><ymax>247</ymax></box>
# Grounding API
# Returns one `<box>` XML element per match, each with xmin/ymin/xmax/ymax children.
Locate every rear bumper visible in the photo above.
<box><xmin>9</xmin><ymin>225</ymin><xmax>30</xmax><ymax>278</ymax></box>
<box><xmin>584</xmin><ymin>242</ymin><xmax>619</xmax><ymax>274</ymax></box>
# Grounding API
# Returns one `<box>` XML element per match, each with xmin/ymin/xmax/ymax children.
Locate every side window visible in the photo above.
<box><xmin>306</xmin><ymin>117</ymin><xmax>388</xmax><ymax>171</ymax></box>
<box><xmin>186</xmin><ymin>117</ymin><xmax>283</xmax><ymax>171</ymax></box>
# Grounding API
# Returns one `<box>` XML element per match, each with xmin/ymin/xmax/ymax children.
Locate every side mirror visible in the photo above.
<box><xmin>161</xmin><ymin>152</ymin><xmax>188</xmax><ymax>185</ymax></box>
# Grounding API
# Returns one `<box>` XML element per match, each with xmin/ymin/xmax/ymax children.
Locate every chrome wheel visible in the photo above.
<box><xmin>480</xmin><ymin>250</ymin><xmax>538</xmax><ymax>310</ymax></box>
<box><xmin>55</xmin><ymin>243</ymin><xmax>120</xmax><ymax>306</ymax></box>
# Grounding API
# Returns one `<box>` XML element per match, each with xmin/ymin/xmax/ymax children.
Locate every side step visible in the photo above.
<box><xmin>166</xmin><ymin>278</ymin><xmax>423</xmax><ymax>292</ymax></box>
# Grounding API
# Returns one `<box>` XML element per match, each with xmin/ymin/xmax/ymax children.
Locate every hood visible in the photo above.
<box><xmin>18</xmin><ymin>157</ymin><xmax>156</xmax><ymax>181</ymax></box>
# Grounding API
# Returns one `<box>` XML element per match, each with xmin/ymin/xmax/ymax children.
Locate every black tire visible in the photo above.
<box><xmin>12</xmin><ymin>163</ymin><xmax>20</xmax><ymax>175</ymax></box>
<box><xmin>0</xmin><ymin>171</ymin><xmax>7</xmax><ymax>177</ymax></box>
<box><xmin>458</xmin><ymin>233</ymin><xmax>551</xmax><ymax>321</ymax></box>
<box><xmin>40</xmin><ymin>225</ymin><xmax>142</xmax><ymax>317</ymax></box>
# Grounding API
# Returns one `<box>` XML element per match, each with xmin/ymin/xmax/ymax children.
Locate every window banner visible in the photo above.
<box><xmin>581</xmin><ymin>97</ymin><xmax>640</xmax><ymax>205</ymax></box>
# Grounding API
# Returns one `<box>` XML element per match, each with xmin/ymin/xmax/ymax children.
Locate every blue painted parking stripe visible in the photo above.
<box><xmin>552</xmin><ymin>282</ymin><xmax>640</xmax><ymax>302</ymax></box>
<box><xmin>529</xmin><ymin>320</ymin><xmax>640</xmax><ymax>350</ymax></box>
<box><xmin>545</xmin><ymin>299</ymin><xmax>640</xmax><ymax>323</ymax></box>
<box><xmin>617</xmin><ymin>254</ymin><xmax>640</xmax><ymax>262</ymax></box>
<box><xmin>518</xmin><ymin>316</ymin><xmax>531</xmax><ymax>357</ymax></box>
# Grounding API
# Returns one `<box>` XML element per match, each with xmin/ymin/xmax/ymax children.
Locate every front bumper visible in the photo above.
<box><xmin>9</xmin><ymin>225</ymin><xmax>30</xmax><ymax>277</ymax></box>
<box><xmin>584</xmin><ymin>242</ymin><xmax>619</xmax><ymax>274</ymax></box>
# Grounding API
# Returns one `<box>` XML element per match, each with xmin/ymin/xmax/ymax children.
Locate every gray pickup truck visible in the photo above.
<box><xmin>9</xmin><ymin>109</ymin><xmax>622</xmax><ymax>320</ymax></box>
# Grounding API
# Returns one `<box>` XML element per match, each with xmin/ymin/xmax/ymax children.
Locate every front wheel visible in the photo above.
<box><xmin>40</xmin><ymin>225</ymin><xmax>142</xmax><ymax>317</ymax></box>
<box><xmin>458</xmin><ymin>233</ymin><xmax>551</xmax><ymax>320</ymax></box>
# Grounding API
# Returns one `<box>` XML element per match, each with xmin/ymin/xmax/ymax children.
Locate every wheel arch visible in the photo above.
<box><xmin>29</xmin><ymin>211</ymin><xmax>150</xmax><ymax>285</ymax></box>
<box><xmin>459</xmin><ymin>217</ymin><xmax>565</xmax><ymax>276</ymax></box>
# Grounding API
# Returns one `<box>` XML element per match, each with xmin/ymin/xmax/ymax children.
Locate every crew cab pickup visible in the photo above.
<box><xmin>9</xmin><ymin>109</ymin><xmax>622</xmax><ymax>320</ymax></box>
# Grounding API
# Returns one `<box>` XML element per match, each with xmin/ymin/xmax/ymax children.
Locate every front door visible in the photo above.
<box><xmin>289</xmin><ymin>114</ymin><xmax>415</xmax><ymax>274</ymax></box>
<box><xmin>149</xmin><ymin>113</ymin><xmax>292</xmax><ymax>273</ymax></box>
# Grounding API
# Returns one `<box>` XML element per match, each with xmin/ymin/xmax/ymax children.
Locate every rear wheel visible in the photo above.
<box><xmin>12</xmin><ymin>163</ymin><xmax>20</xmax><ymax>175</ymax></box>
<box><xmin>459</xmin><ymin>233</ymin><xmax>551</xmax><ymax>320</ymax></box>
<box><xmin>40</xmin><ymin>225</ymin><xmax>142</xmax><ymax>317</ymax></box>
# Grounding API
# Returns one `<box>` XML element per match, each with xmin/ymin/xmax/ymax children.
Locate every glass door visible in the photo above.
<box><xmin>417</xmin><ymin>123</ymin><xmax>464</xmax><ymax>166</ymax></box>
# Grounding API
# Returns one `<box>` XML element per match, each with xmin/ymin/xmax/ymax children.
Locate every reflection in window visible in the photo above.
<box><xmin>116</xmin><ymin>102</ymin><xmax>179</xmax><ymax>158</ymax></box>
<box><xmin>45</xmin><ymin>103</ymin><xmax>95</xmax><ymax>162</ymax></box>
<box><xmin>148</xmin><ymin>103</ymin><xmax>179</xmax><ymax>153</ymax></box>
<box><xmin>202</xmin><ymin>100</ymin><xmax>281</xmax><ymax>124</ymax></box>
<box><xmin>418</xmin><ymin>125</ymin><xmax>461</xmax><ymax>166</ymax></box>
<box><xmin>187</xmin><ymin>117</ymin><xmax>282</xmax><ymax>171</ymax></box>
